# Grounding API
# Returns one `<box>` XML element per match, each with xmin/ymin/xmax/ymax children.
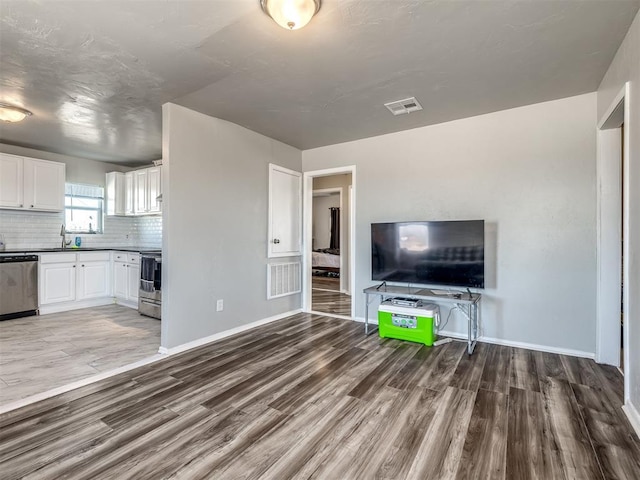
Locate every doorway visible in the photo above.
<box><xmin>303</xmin><ymin>167</ymin><xmax>356</xmax><ymax>318</ymax></box>
<box><xmin>596</xmin><ymin>83</ymin><xmax>630</xmax><ymax>399</ymax></box>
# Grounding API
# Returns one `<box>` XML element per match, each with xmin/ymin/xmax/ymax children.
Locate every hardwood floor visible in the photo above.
<box><xmin>312</xmin><ymin>276</ymin><xmax>351</xmax><ymax>316</ymax></box>
<box><xmin>0</xmin><ymin>305</ymin><xmax>160</xmax><ymax>405</ymax></box>
<box><xmin>1</xmin><ymin>313</ymin><xmax>638</xmax><ymax>480</ymax></box>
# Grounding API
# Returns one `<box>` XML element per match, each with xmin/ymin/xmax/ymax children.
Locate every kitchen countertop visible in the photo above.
<box><xmin>0</xmin><ymin>247</ymin><xmax>161</xmax><ymax>255</ymax></box>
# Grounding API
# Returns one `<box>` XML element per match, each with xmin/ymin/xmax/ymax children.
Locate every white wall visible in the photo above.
<box><xmin>303</xmin><ymin>93</ymin><xmax>598</xmax><ymax>355</ymax></box>
<box><xmin>597</xmin><ymin>11</ymin><xmax>640</xmax><ymax>420</ymax></box>
<box><xmin>162</xmin><ymin>103</ymin><xmax>302</xmax><ymax>349</ymax></box>
<box><xmin>312</xmin><ymin>193</ymin><xmax>340</xmax><ymax>250</ymax></box>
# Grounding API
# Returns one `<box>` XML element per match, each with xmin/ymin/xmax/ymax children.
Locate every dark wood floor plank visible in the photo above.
<box><xmin>0</xmin><ymin>313</ymin><xmax>634</xmax><ymax>480</ymax></box>
<box><xmin>455</xmin><ymin>388</ymin><xmax>508</xmax><ymax>479</ymax></box>
<box><xmin>540</xmin><ymin>377</ymin><xmax>605</xmax><ymax>479</ymax></box>
<box><xmin>571</xmin><ymin>383</ymin><xmax>640</xmax><ymax>479</ymax></box>
<box><xmin>534</xmin><ymin>350</ymin><xmax>569</xmax><ymax>381</ymax></box>
<box><xmin>479</xmin><ymin>344</ymin><xmax>511</xmax><ymax>394</ymax></box>
<box><xmin>347</xmin><ymin>343</ymin><xmax>420</xmax><ymax>400</ymax></box>
<box><xmin>448</xmin><ymin>341</ymin><xmax>490</xmax><ymax>391</ymax></box>
<box><xmin>375</xmin><ymin>387</ymin><xmax>442</xmax><ymax>480</ymax></box>
<box><xmin>510</xmin><ymin>348</ymin><xmax>540</xmax><ymax>392</ymax></box>
<box><xmin>506</xmin><ymin>387</ymin><xmax>567</xmax><ymax>480</ymax></box>
<box><xmin>418</xmin><ymin>341</ymin><xmax>466</xmax><ymax>392</ymax></box>
<box><xmin>405</xmin><ymin>386</ymin><xmax>477</xmax><ymax>479</ymax></box>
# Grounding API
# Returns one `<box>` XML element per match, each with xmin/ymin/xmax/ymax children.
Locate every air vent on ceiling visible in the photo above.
<box><xmin>384</xmin><ymin>97</ymin><xmax>423</xmax><ymax>116</ymax></box>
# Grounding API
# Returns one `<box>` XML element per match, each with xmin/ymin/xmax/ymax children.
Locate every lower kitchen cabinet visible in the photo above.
<box><xmin>40</xmin><ymin>261</ymin><xmax>76</xmax><ymax>304</ymax></box>
<box><xmin>113</xmin><ymin>252</ymin><xmax>140</xmax><ymax>306</ymax></box>
<box><xmin>39</xmin><ymin>252</ymin><xmax>112</xmax><ymax>313</ymax></box>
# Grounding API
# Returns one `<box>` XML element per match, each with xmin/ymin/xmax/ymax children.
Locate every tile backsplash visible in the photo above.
<box><xmin>0</xmin><ymin>210</ymin><xmax>162</xmax><ymax>250</ymax></box>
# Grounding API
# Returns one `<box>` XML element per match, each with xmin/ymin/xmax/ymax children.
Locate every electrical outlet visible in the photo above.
<box><xmin>216</xmin><ymin>299</ymin><xmax>224</xmax><ymax>312</ymax></box>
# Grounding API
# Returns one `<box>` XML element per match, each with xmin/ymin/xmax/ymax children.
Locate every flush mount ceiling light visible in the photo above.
<box><xmin>0</xmin><ymin>104</ymin><xmax>32</xmax><ymax>123</ymax></box>
<box><xmin>261</xmin><ymin>0</ymin><xmax>320</xmax><ymax>30</ymax></box>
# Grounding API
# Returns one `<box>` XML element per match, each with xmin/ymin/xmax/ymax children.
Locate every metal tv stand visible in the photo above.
<box><xmin>363</xmin><ymin>284</ymin><xmax>481</xmax><ymax>355</ymax></box>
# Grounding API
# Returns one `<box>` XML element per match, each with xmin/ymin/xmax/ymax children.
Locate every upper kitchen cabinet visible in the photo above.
<box><xmin>105</xmin><ymin>172</ymin><xmax>127</xmax><ymax>216</ymax></box>
<box><xmin>105</xmin><ymin>165</ymin><xmax>161</xmax><ymax>216</ymax></box>
<box><xmin>0</xmin><ymin>153</ymin><xmax>65</xmax><ymax>212</ymax></box>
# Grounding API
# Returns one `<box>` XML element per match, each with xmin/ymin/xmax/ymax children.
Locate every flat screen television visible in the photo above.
<box><xmin>371</xmin><ymin>220</ymin><xmax>485</xmax><ymax>288</ymax></box>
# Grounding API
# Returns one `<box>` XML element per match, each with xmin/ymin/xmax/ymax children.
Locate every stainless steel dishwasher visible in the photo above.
<box><xmin>0</xmin><ymin>255</ymin><xmax>39</xmax><ymax>320</ymax></box>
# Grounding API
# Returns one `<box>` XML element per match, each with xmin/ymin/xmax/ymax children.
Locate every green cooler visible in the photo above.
<box><xmin>378</xmin><ymin>300</ymin><xmax>439</xmax><ymax>346</ymax></box>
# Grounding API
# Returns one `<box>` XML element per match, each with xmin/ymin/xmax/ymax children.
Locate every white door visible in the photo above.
<box><xmin>128</xmin><ymin>263</ymin><xmax>140</xmax><ymax>301</ymax></box>
<box><xmin>77</xmin><ymin>261</ymin><xmax>110</xmax><ymax>300</ymax></box>
<box><xmin>147</xmin><ymin>167</ymin><xmax>162</xmax><ymax>213</ymax></box>
<box><xmin>134</xmin><ymin>169</ymin><xmax>148</xmax><ymax>214</ymax></box>
<box><xmin>40</xmin><ymin>263</ymin><xmax>76</xmax><ymax>304</ymax></box>
<box><xmin>0</xmin><ymin>153</ymin><xmax>24</xmax><ymax>208</ymax></box>
<box><xmin>268</xmin><ymin>164</ymin><xmax>302</xmax><ymax>257</ymax></box>
<box><xmin>24</xmin><ymin>158</ymin><xmax>65</xmax><ymax>211</ymax></box>
<box><xmin>113</xmin><ymin>262</ymin><xmax>128</xmax><ymax>299</ymax></box>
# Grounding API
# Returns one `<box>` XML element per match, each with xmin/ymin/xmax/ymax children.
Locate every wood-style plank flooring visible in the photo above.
<box><xmin>0</xmin><ymin>305</ymin><xmax>160</xmax><ymax>405</ymax></box>
<box><xmin>312</xmin><ymin>276</ymin><xmax>351</xmax><ymax>316</ymax></box>
<box><xmin>1</xmin><ymin>313</ymin><xmax>639</xmax><ymax>479</ymax></box>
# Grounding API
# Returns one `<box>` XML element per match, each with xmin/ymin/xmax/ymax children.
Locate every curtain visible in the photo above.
<box><xmin>329</xmin><ymin>207</ymin><xmax>340</xmax><ymax>249</ymax></box>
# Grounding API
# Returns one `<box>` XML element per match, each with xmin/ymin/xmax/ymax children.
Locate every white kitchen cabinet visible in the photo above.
<box><xmin>134</xmin><ymin>169</ymin><xmax>148</xmax><ymax>214</ymax></box>
<box><xmin>113</xmin><ymin>261</ymin><xmax>129</xmax><ymax>298</ymax></box>
<box><xmin>105</xmin><ymin>172</ymin><xmax>127</xmax><ymax>216</ymax></box>
<box><xmin>268</xmin><ymin>163</ymin><xmax>302</xmax><ymax>257</ymax></box>
<box><xmin>147</xmin><ymin>167</ymin><xmax>162</xmax><ymax>213</ymax></box>
<box><xmin>106</xmin><ymin>165</ymin><xmax>161</xmax><ymax>216</ymax></box>
<box><xmin>128</xmin><ymin>263</ymin><xmax>140</xmax><ymax>301</ymax></box>
<box><xmin>0</xmin><ymin>154</ymin><xmax>65</xmax><ymax>212</ymax></box>
<box><xmin>40</xmin><ymin>262</ymin><xmax>77</xmax><ymax>304</ymax></box>
<box><xmin>125</xmin><ymin>171</ymin><xmax>135</xmax><ymax>215</ymax></box>
<box><xmin>0</xmin><ymin>153</ymin><xmax>24</xmax><ymax>208</ymax></box>
<box><xmin>113</xmin><ymin>252</ymin><xmax>139</xmax><ymax>306</ymax></box>
<box><xmin>39</xmin><ymin>252</ymin><xmax>111</xmax><ymax>312</ymax></box>
<box><xmin>77</xmin><ymin>258</ymin><xmax>111</xmax><ymax>300</ymax></box>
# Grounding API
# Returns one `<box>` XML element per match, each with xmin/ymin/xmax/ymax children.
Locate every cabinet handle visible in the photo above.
<box><xmin>82</xmin><ymin>264</ymin><xmax>85</xmax><ymax>267</ymax></box>
<box><xmin>30</xmin><ymin>205</ymin><xmax>34</xmax><ymax>208</ymax></box>
<box><xmin>18</xmin><ymin>204</ymin><xmax>23</xmax><ymax>207</ymax></box>
<box><xmin>73</xmin><ymin>265</ymin><xmax>76</xmax><ymax>268</ymax></box>
<box><xmin>273</xmin><ymin>238</ymin><xmax>280</xmax><ymax>244</ymax></box>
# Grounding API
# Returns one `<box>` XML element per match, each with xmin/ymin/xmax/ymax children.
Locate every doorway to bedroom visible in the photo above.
<box><xmin>303</xmin><ymin>168</ymin><xmax>355</xmax><ymax>319</ymax></box>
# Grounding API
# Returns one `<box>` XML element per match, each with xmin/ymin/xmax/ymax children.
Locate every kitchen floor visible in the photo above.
<box><xmin>0</xmin><ymin>305</ymin><xmax>160</xmax><ymax>406</ymax></box>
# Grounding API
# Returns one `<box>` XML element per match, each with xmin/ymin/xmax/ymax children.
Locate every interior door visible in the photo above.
<box><xmin>268</xmin><ymin>164</ymin><xmax>302</xmax><ymax>257</ymax></box>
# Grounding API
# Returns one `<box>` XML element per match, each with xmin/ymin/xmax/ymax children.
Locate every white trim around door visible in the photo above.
<box><xmin>303</xmin><ymin>166</ymin><xmax>356</xmax><ymax>318</ymax></box>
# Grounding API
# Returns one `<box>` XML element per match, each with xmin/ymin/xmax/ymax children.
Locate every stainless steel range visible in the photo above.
<box><xmin>139</xmin><ymin>253</ymin><xmax>161</xmax><ymax>319</ymax></box>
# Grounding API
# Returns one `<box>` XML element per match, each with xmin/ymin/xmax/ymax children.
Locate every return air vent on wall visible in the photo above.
<box><xmin>267</xmin><ymin>261</ymin><xmax>301</xmax><ymax>299</ymax></box>
<box><xmin>384</xmin><ymin>97</ymin><xmax>423</xmax><ymax>116</ymax></box>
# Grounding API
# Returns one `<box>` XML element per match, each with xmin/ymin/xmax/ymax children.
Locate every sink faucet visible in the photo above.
<box><xmin>60</xmin><ymin>224</ymin><xmax>71</xmax><ymax>249</ymax></box>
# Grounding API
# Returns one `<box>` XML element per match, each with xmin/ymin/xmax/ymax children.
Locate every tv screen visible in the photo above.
<box><xmin>371</xmin><ymin>220</ymin><xmax>485</xmax><ymax>288</ymax></box>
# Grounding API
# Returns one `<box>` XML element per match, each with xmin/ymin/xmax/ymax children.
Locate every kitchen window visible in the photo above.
<box><xmin>65</xmin><ymin>183</ymin><xmax>104</xmax><ymax>234</ymax></box>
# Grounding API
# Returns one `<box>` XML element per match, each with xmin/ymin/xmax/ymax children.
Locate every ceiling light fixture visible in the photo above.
<box><xmin>261</xmin><ymin>0</ymin><xmax>320</xmax><ymax>30</ymax></box>
<box><xmin>0</xmin><ymin>104</ymin><xmax>32</xmax><ymax>123</ymax></box>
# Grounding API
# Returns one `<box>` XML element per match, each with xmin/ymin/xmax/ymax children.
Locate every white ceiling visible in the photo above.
<box><xmin>1</xmin><ymin>0</ymin><xmax>638</xmax><ymax>165</ymax></box>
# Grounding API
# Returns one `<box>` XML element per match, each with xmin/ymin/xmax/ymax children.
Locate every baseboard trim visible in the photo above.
<box><xmin>0</xmin><ymin>353</ymin><xmax>166</xmax><ymax>415</ymax></box>
<box><xmin>469</xmin><ymin>334</ymin><xmax>595</xmax><ymax>359</ymax></box>
<box><xmin>352</xmin><ymin>316</ymin><xmax>378</xmax><ymax>325</ymax></box>
<box><xmin>39</xmin><ymin>297</ymin><xmax>115</xmax><ymax>315</ymax></box>
<box><xmin>158</xmin><ymin>308</ymin><xmax>303</xmax><ymax>355</ymax></box>
<box><xmin>622</xmin><ymin>402</ymin><xmax>640</xmax><ymax>438</ymax></box>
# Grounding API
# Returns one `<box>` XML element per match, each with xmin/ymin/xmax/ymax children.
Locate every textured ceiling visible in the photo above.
<box><xmin>0</xmin><ymin>0</ymin><xmax>638</xmax><ymax>165</ymax></box>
